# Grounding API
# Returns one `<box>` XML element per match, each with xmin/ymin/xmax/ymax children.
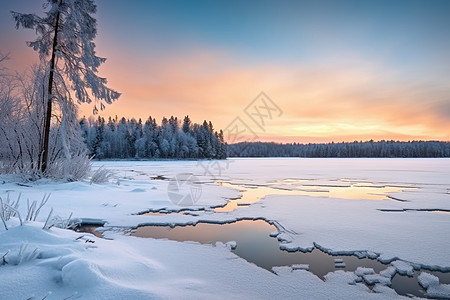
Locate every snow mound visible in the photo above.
<box><xmin>61</xmin><ymin>259</ymin><xmax>101</xmax><ymax>287</ymax></box>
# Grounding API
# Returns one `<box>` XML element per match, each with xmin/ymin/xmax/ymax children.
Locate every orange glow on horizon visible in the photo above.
<box><xmin>77</xmin><ymin>50</ymin><xmax>449</xmax><ymax>144</ymax></box>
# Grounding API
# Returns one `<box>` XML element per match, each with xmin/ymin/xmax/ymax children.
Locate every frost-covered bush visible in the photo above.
<box><xmin>90</xmin><ymin>166</ymin><xmax>114</xmax><ymax>183</ymax></box>
<box><xmin>1</xmin><ymin>193</ymin><xmax>51</xmax><ymax>230</ymax></box>
<box><xmin>0</xmin><ymin>193</ymin><xmax>23</xmax><ymax>230</ymax></box>
<box><xmin>45</xmin><ymin>152</ymin><xmax>92</xmax><ymax>182</ymax></box>
<box><xmin>0</xmin><ymin>194</ymin><xmax>21</xmax><ymax>221</ymax></box>
<box><xmin>5</xmin><ymin>243</ymin><xmax>40</xmax><ymax>266</ymax></box>
<box><xmin>0</xmin><ymin>193</ymin><xmax>77</xmax><ymax>231</ymax></box>
<box><xmin>0</xmin><ymin>64</ymin><xmax>92</xmax><ymax>181</ymax></box>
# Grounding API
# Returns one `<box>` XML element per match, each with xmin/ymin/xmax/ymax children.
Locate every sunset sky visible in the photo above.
<box><xmin>1</xmin><ymin>0</ymin><xmax>449</xmax><ymax>143</ymax></box>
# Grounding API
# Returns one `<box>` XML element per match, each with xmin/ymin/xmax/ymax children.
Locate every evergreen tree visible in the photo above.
<box><xmin>12</xmin><ymin>0</ymin><xmax>120</xmax><ymax>172</ymax></box>
<box><xmin>77</xmin><ymin>115</ymin><xmax>227</xmax><ymax>160</ymax></box>
<box><xmin>92</xmin><ymin>116</ymin><xmax>105</xmax><ymax>158</ymax></box>
<box><xmin>182</xmin><ymin>115</ymin><xmax>191</xmax><ymax>134</ymax></box>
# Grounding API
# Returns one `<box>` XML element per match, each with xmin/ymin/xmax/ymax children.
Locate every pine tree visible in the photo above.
<box><xmin>12</xmin><ymin>0</ymin><xmax>120</xmax><ymax>172</ymax></box>
<box><xmin>92</xmin><ymin>116</ymin><xmax>105</xmax><ymax>158</ymax></box>
<box><xmin>182</xmin><ymin>115</ymin><xmax>191</xmax><ymax>134</ymax></box>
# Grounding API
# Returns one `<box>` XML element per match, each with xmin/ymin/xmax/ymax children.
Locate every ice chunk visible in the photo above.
<box><xmin>354</xmin><ymin>251</ymin><xmax>367</xmax><ymax>259</ymax></box>
<box><xmin>292</xmin><ymin>264</ymin><xmax>309</xmax><ymax>271</ymax></box>
<box><xmin>334</xmin><ymin>258</ymin><xmax>346</xmax><ymax>268</ymax></box>
<box><xmin>355</xmin><ymin>267</ymin><xmax>375</xmax><ymax>277</ymax></box>
<box><xmin>363</xmin><ymin>274</ymin><xmax>391</xmax><ymax>286</ymax></box>
<box><xmin>279</xmin><ymin>243</ymin><xmax>300</xmax><ymax>252</ymax></box>
<box><xmin>324</xmin><ymin>270</ymin><xmax>359</xmax><ymax>285</ymax></box>
<box><xmin>226</xmin><ymin>241</ymin><xmax>237</xmax><ymax>250</ymax></box>
<box><xmin>426</xmin><ymin>284</ymin><xmax>450</xmax><ymax>298</ymax></box>
<box><xmin>276</xmin><ymin>233</ymin><xmax>293</xmax><ymax>243</ymax></box>
<box><xmin>418</xmin><ymin>272</ymin><xmax>439</xmax><ymax>288</ymax></box>
<box><xmin>214</xmin><ymin>241</ymin><xmax>236</xmax><ymax>250</ymax></box>
<box><xmin>380</xmin><ymin>266</ymin><xmax>397</xmax><ymax>278</ymax></box>
<box><xmin>418</xmin><ymin>272</ymin><xmax>450</xmax><ymax>298</ymax></box>
<box><xmin>391</xmin><ymin>260</ymin><xmax>414</xmax><ymax>276</ymax></box>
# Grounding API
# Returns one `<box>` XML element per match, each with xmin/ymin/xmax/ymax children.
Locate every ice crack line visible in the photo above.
<box><xmin>377</xmin><ymin>208</ymin><xmax>450</xmax><ymax>213</ymax></box>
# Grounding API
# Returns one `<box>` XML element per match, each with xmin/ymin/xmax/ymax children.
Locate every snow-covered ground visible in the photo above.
<box><xmin>1</xmin><ymin>158</ymin><xmax>449</xmax><ymax>299</ymax></box>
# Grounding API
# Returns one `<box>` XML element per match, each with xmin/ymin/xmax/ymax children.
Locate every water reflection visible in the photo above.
<box><xmin>308</xmin><ymin>184</ymin><xmax>409</xmax><ymax>200</ymax></box>
<box><xmin>434</xmin><ymin>211</ymin><xmax>450</xmax><ymax>215</ymax></box>
<box><xmin>81</xmin><ymin>219</ymin><xmax>450</xmax><ymax>298</ymax></box>
<box><xmin>132</xmin><ymin>220</ymin><xmax>387</xmax><ymax>279</ymax></box>
<box><xmin>390</xmin><ymin>270</ymin><xmax>450</xmax><ymax>297</ymax></box>
<box><xmin>75</xmin><ymin>225</ymin><xmax>103</xmax><ymax>238</ymax></box>
<box><xmin>215</xmin><ymin>181</ymin><xmax>416</xmax><ymax>212</ymax></box>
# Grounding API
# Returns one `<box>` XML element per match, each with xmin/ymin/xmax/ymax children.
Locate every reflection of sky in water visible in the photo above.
<box><xmin>215</xmin><ymin>181</ymin><xmax>417</xmax><ymax>212</ymax></box>
<box><xmin>130</xmin><ymin>220</ymin><xmax>449</xmax><ymax>298</ymax></box>
<box><xmin>132</xmin><ymin>220</ymin><xmax>387</xmax><ymax>278</ymax></box>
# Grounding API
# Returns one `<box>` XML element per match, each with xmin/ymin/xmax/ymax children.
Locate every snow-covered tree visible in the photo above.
<box><xmin>0</xmin><ymin>61</ymin><xmax>92</xmax><ymax>180</ymax></box>
<box><xmin>182</xmin><ymin>115</ymin><xmax>191</xmax><ymax>134</ymax></box>
<box><xmin>12</xmin><ymin>0</ymin><xmax>120</xmax><ymax>172</ymax></box>
<box><xmin>77</xmin><ymin>116</ymin><xmax>226</xmax><ymax>160</ymax></box>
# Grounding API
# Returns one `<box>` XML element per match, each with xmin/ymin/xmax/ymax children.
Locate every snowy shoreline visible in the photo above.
<box><xmin>1</xmin><ymin>158</ymin><xmax>449</xmax><ymax>299</ymax></box>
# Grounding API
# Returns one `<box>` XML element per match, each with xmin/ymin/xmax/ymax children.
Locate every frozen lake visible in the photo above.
<box><xmin>96</xmin><ymin>158</ymin><xmax>450</xmax><ymax>297</ymax></box>
<box><xmin>2</xmin><ymin>158</ymin><xmax>450</xmax><ymax>299</ymax></box>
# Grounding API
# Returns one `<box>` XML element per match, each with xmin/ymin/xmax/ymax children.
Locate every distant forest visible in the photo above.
<box><xmin>79</xmin><ymin>116</ymin><xmax>226</xmax><ymax>159</ymax></box>
<box><xmin>227</xmin><ymin>141</ymin><xmax>450</xmax><ymax>158</ymax></box>
<box><xmin>79</xmin><ymin>116</ymin><xmax>449</xmax><ymax>159</ymax></box>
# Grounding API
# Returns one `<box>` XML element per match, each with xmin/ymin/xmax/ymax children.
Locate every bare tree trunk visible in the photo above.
<box><xmin>41</xmin><ymin>5</ymin><xmax>61</xmax><ymax>173</ymax></box>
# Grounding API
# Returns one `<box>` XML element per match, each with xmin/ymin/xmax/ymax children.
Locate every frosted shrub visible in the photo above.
<box><xmin>25</xmin><ymin>194</ymin><xmax>50</xmax><ymax>222</ymax></box>
<box><xmin>0</xmin><ymin>65</ymin><xmax>92</xmax><ymax>181</ymax></box>
<box><xmin>45</xmin><ymin>153</ymin><xmax>91</xmax><ymax>182</ymax></box>
<box><xmin>6</xmin><ymin>243</ymin><xmax>40</xmax><ymax>265</ymax></box>
<box><xmin>47</xmin><ymin>212</ymin><xmax>79</xmax><ymax>230</ymax></box>
<box><xmin>0</xmin><ymin>193</ymin><xmax>23</xmax><ymax>230</ymax></box>
<box><xmin>90</xmin><ymin>166</ymin><xmax>114</xmax><ymax>183</ymax></box>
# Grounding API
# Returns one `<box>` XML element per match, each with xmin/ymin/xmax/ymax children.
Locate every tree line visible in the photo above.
<box><xmin>79</xmin><ymin>115</ymin><xmax>227</xmax><ymax>159</ymax></box>
<box><xmin>227</xmin><ymin>141</ymin><xmax>450</xmax><ymax>158</ymax></box>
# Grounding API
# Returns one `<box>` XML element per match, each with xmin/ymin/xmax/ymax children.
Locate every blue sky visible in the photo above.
<box><xmin>1</xmin><ymin>0</ymin><xmax>449</xmax><ymax>142</ymax></box>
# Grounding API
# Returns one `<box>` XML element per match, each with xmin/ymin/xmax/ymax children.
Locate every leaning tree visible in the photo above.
<box><xmin>12</xmin><ymin>0</ymin><xmax>120</xmax><ymax>173</ymax></box>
